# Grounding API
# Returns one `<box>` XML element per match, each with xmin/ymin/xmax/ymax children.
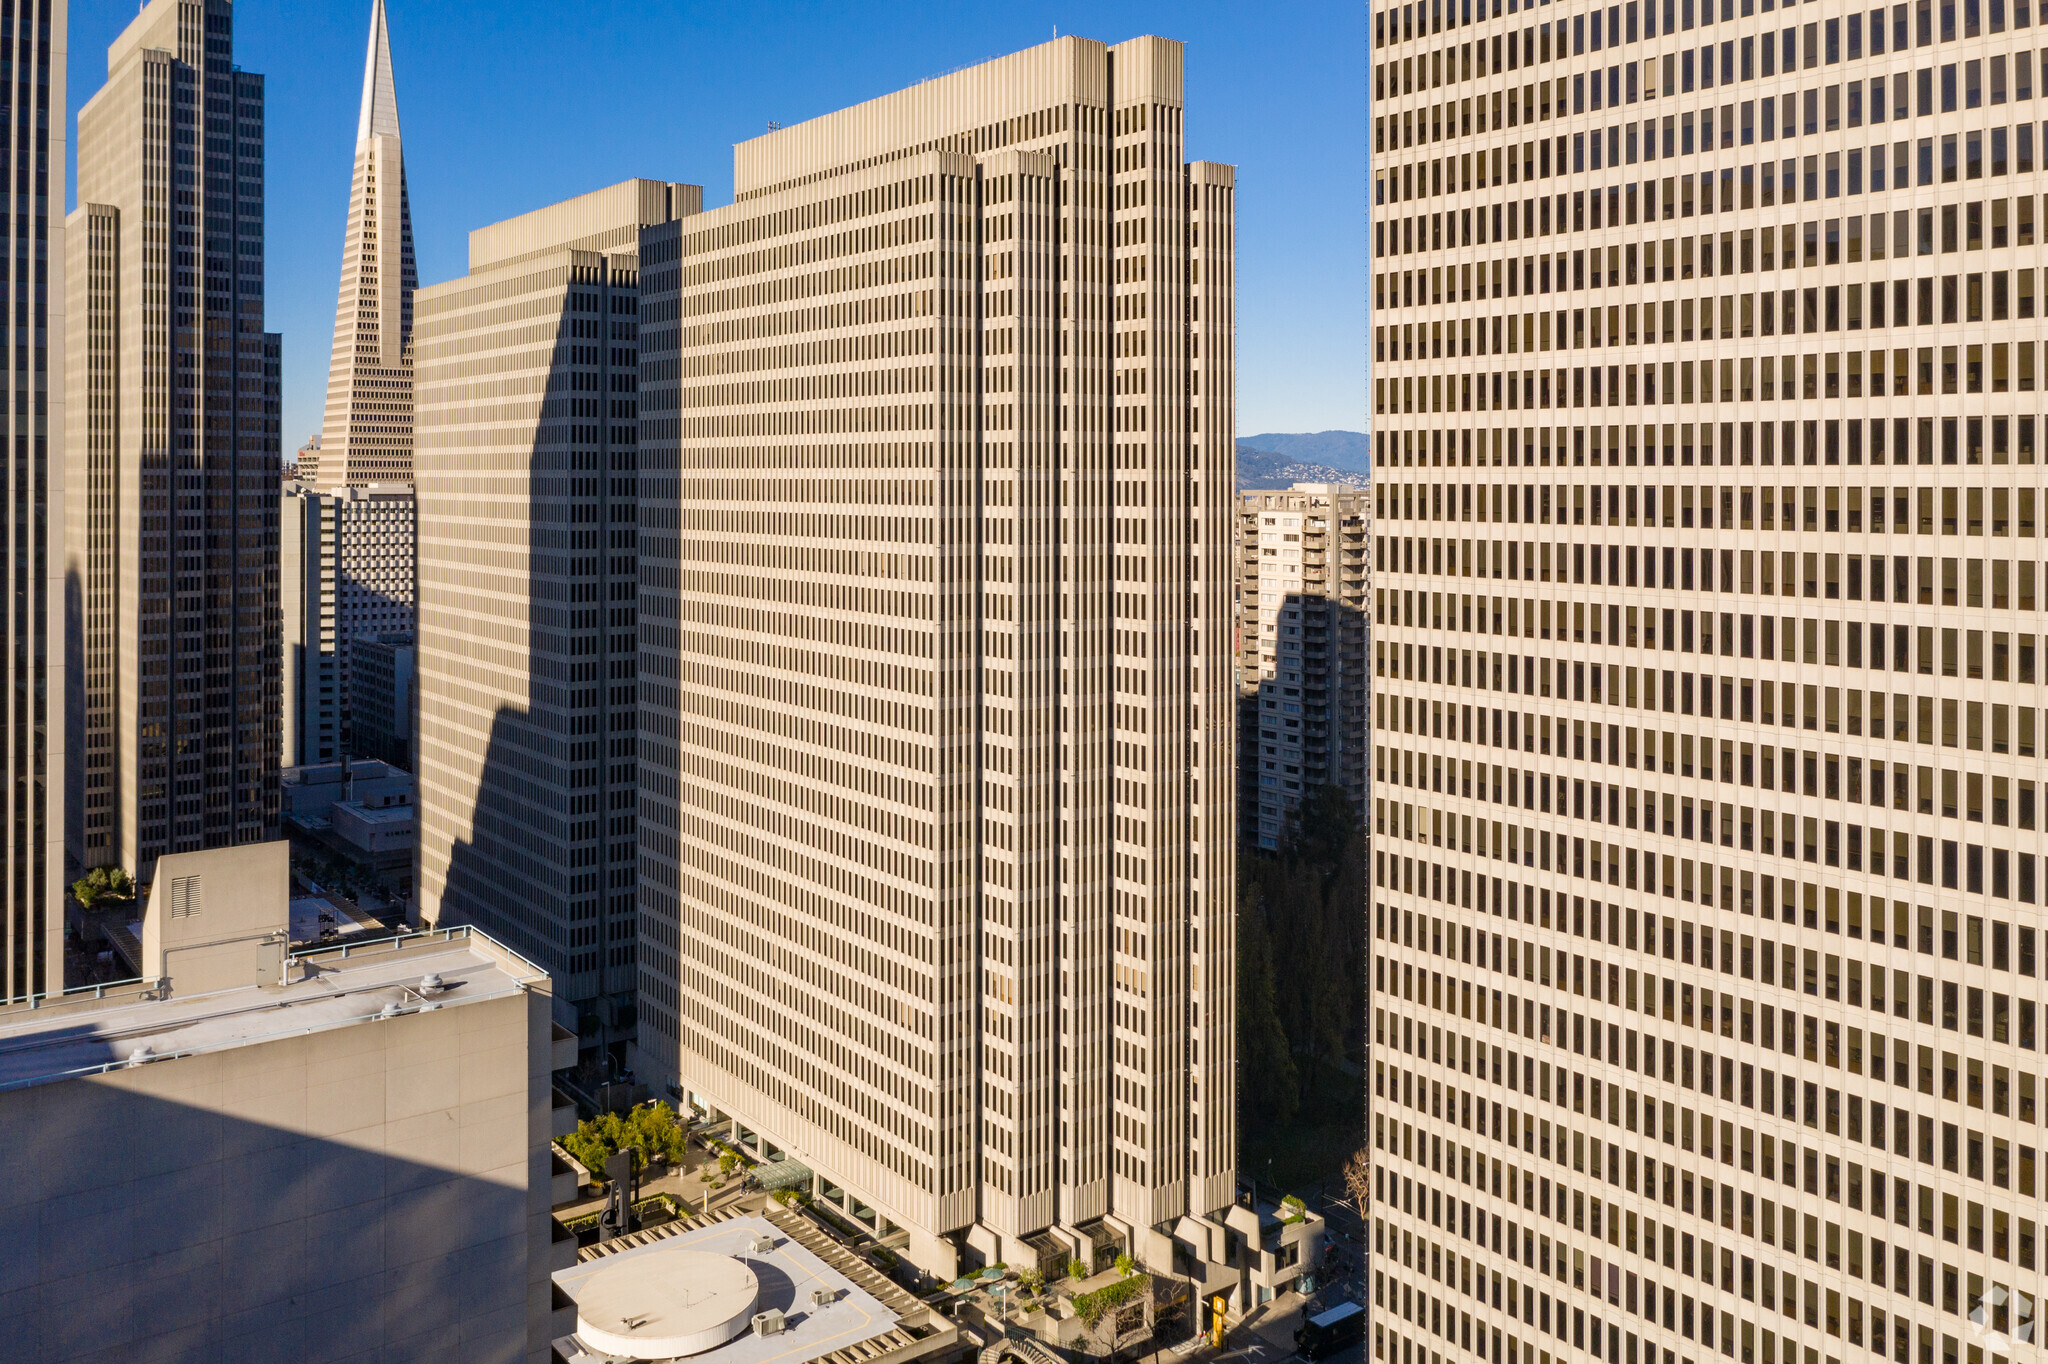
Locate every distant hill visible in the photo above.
<box><xmin>1235</xmin><ymin>450</ymin><xmax>1366</xmax><ymax>490</ymax></box>
<box><xmin>1238</xmin><ymin>430</ymin><xmax>1370</xmax><ymax>474</ymax></box>
<box><xmin>1235</xmin><ymin>430</ymin><xmax>1370</xmax><ymax>490</ymax></box>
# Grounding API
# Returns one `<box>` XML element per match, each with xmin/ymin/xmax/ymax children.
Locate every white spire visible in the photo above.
<box><xmin>356</xmin><ymin>0</ymin><xmax>400</xmax><ymax>143</ymax></box>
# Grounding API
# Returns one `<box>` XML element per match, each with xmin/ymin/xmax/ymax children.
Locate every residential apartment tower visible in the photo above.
<box><xmin>1236</xmin><ymin>483</ymin><xmax>1372</xmax><ymax>848</ymax></box>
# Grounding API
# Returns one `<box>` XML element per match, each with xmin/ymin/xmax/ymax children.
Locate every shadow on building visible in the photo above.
<box><xmin>1239</xmin><ymin>592</ymin><xmax>1370</xmax><ymax>850</ymax></box>
<box><xmin>419</xmin><ymin>239</ymin><xmax>641</xmax><ymax>1081</ymax></box>
<box><xmin>0</xmin><ymin>1025</ymin><xmax>550</xmax><ymax>1361</ymax></box>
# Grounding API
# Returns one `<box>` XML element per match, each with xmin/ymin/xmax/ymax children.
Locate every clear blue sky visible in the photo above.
<box><xmin>68</xmin><ymin>0</ymin><xmax>1368</xmax><ymax>446</ymax></box>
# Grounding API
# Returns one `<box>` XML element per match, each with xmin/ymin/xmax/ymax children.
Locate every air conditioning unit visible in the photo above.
<box><xmin>811</xmin><ymin>1288</ymin><xmax>837</xmax><ymax>1308</ymax></box>
<box><xmin>750</xmin><ymin>1235</ymin><xmax>776</xmax><ymax>1253</ymax></box>
<box><xmin>753</xmin><ymin>1310</ymin><xmax>787</xmax><ymax>1337</ymax></box>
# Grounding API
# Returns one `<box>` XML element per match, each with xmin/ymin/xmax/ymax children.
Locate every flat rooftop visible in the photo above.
<box><xmin>555</xmin><ymin>1208</ymin><xmax>951</xmax><ymax>1364</ymax></box>
<box><xmin>0</xmin><ymin>927</ymin><xmax>545</xmax><ymax>1094</ymax></box>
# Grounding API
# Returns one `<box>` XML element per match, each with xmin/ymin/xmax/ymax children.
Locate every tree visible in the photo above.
<box><xmin>1236</xmin><ymin>881</ymin><xmax>1300</xmax><ymax>1128</ymax></box>
<box><xmin>561</xmin><ymin>1101</ymin><xmax>691</xmax><ymax>1183</ymax></box>
<box><xmin>1342</xmin><ymin>1148</ymin><xmax>1371</xmax><ymax>1210</ymax></box>
<box><xmin>71</xmin><ymin>865</ymin><xmax>134</xmax><ymax>911</ymax></box>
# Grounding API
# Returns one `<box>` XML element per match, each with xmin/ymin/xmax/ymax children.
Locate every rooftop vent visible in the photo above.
<box><xmin>419</xmin><ymin>972</ymin><xmax>444</xmax><ymax>993</ymax></box>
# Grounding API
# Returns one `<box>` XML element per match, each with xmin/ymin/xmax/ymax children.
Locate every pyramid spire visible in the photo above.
<box><xmin>357</xmin><ymin>0</ymin><xmax>401</xmax><ymax>143</ymax></box>
<box><xmin>309</xmin><ymin>0</ymin><xmax>416</xmax><ymax>492</ymax></box>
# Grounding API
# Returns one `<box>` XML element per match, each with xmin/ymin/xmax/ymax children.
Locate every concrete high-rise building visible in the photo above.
<box><xmin>0</xmin><ymin>0</ymin><xmax>65</xmax><ymax>1002</ymax></box>
<box><xmin>635</xmin><ymin>35</ymin><xmax>1238</xmax><ymax>1282</ymax></box>
<box><xmin>309</xmin><ymin>0</ymin><xmax>416</xmax><ymax>492</ymax></box>
<box><xmin>415</xmin><ymin>179</ymin><xmax>700</xmax><ymax>1068</ymax></box>
<box><xmin>1369</xmin><ymin>5</ymin><xmax>2048</xmax><ymax>1364</ymax></box>
<box><xmin>351</xmin><ymin>631</ymin><xmax>414</xmax><ymax>768</ymax></box>
<box><xmin>281</xmin><ymin>490</ymin><xmax>414</xmax><ymax>772</ymax></box>
<box><xmin>67</xmin><ymin>0</ymin><xmax>282</xmax><ymax>884</ymax></box>
<box><xmin>1236</xmin><ymin>483</ymin><xmax>1371</xmax><ymax>848</ymax></box>
<box><xmin>282</xmin><ymin>484</ymin><xmax>340</xmax><ymax>767</ymax></box>
<box><xmin>0</xmin><ymin>842</ymin><xmax>561</xmax><ymax>1362</ymax></box>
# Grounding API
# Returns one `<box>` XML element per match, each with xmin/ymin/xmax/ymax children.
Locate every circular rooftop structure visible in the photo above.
<box><xmin>575</xmin><ymin>1247</ymin><xmax>761</xmax><ymax>1359</ymax></box>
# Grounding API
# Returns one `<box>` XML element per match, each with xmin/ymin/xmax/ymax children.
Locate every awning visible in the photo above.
<box><xmin>754</xmin><ymin>1157</ymin><xmax>815</xmax><ymax>1192</ymax></box>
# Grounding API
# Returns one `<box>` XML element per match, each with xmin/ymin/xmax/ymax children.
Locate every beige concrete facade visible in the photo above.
<box><xmin>414</xmin><ymin>180</ymin><xmax>699</xmax><ymax>1057</ymax></box>
<box><xmin>1</xmin><ymin>0</ymin><xmax>64</xmax><ymax>1002</ymax></box>
<box><xmin>635</xmin><ymin>35</ymin><xmax>1237</xmax><ymax>1280</ymax></box>
<box><xmin>66</xmin><ymin>0</ymin><xmax>282</xmax><ymax>884</ymax></box>
<box><xmin>0</xmin><ymin>924</ymin><xmax>558</xmax><ymax>1363</ymax></box>
<box><xmin>310</xmin><ymin>0</ymin><xmax>415</xmax><ymax>492</ymax></box>
<box><xmin>1235</xmin><ymin>485</ymin><xmax>1372</xmax><ymax>847</ymax></box>
<box><xmin>1370</xmin><ymin>3</ymin><xmax>2047</xmax><ymax>1364</ymax></box>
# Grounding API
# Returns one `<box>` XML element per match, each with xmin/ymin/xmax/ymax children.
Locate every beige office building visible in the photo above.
<box><xmin>635</xmin><ymin>35</ymin><xmax>1238</xmax><ymax>1282</ymax></box>
<box><xmin>1370</xmin><ymin>3</ymin><xmax>2046</xmax><ymax>1364</ymax></box>
<box><xmin>67</xmin><ymin>0</ymin><xmax>282</xmax><ymax>883</ymax></box>
<box><xmin>1236</xmin><ymin>484</ymin><xmax>1372</xmax><ymax>847</ymax></box>
<box><xmin>0</xmin><ymin>841</ymin><xmax>560</xmax><ymax>1362</ymax></box>
<box><xmin>414</xmin><ymin>179</ymin><xmax>699</xmax><ymax>1064</ymax></box>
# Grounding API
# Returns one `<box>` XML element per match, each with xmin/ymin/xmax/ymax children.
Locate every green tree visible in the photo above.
<box><xmin>561</xmin><ymin>1101</ymin><xmax>692</xmax><ymax>1183</ymax></box>
<box><xmin>71</xmin><ymin>865</ymin><xmax>134</xmax><ymax>911</ymax></box>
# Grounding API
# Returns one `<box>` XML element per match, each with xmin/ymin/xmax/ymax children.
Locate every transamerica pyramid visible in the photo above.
<box><xmin>310</xmin><ymin>0</ymin><xmax>416</xmax><ymax>488</ymax></box>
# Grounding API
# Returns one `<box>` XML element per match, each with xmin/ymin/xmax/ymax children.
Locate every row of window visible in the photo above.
<box><xmin>1379</xmin><ymin>0</ymin><xmax>2034</xmax><ymax>54</ymax></box>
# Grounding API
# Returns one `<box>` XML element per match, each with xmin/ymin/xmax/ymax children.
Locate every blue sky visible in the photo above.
<box><xmin>68</xmin><ymin>0</ymin><xmax>1368</xmax><ymax>446</ymax></box>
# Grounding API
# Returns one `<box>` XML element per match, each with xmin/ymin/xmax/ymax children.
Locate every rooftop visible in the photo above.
<box><xmin>554</xmin><ymin>1207</ymin><xmax>949</xmax><ymax>1364</ymax></box>
<box><xmin>0</xmin><ymin>926</ymin><xmax>546</xmax><ymax>1094</ymax></box>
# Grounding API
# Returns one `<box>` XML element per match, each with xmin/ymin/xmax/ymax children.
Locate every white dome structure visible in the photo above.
<box><xmin>573</xmin><ymin>1248</ymin><xmax>761</xmax><ymax>1359</ymax></box>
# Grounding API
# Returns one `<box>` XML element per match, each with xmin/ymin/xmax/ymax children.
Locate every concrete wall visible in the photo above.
<box><xmin>0</xmin><ymin>981</ymin><xmax>555</xmax><ymax>1363</ymax></box>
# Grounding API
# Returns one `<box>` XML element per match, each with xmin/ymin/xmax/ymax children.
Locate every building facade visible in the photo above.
<box><xmin>67</xmin><ymin>0</ymin><xmax>281</xmax><ymax>884</ymax></box>
<box><xmin>1236</xmin><ymin>484</ymin><xmax>1371</xmax><ymax>847</ymax></box>
<box><xmin>2</xmin><ymin>0</ymin><xmax>65</xmax><ymax>1002</ymax></box>
<box><xmin>415</xmin><ymin>179</ymin><xmax>699</xmax><ymax>1067</ymax></box>
<box><xmin>282</xmin><ymin>483</ymin><xmax>339</xmax><ymax>767</ymax></box>
<box><xmin>307</xmin><ymin>0</ymin><xmax>415</xmax><ymax>492</ymax></box>
<box><xmin>1369</xmin><ymin>4</ymin><xmax>2048</xmax><ymax>1364</ymax></box>
<box><xmin>635</xmin><ymin>35</ymin><xmax>1238</xmax><ymax>1280</ymax></box>
<box><xmin>0</xmin><ymin>857</ymin><xmax>559</xmax><ymax>1363</ymax></box>
<box><xmin>352</xmin><ymin>630</ymin><xmax>414</xmax><ymax>768</ymax></box>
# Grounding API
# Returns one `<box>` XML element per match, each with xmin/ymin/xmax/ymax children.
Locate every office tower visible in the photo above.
<box><xmin>1236</xmin><ymin>483</ymin><xmax>1372</xmax><ymax>848</ymax></box>
<box><xmin>281</xmin><ymin>481</ymin><xmax>415</xmax><ymax>771</ymax></box>
<box><xmin>311</xmin><ymin>0</ymin><xmax>416</xmax><ymax>492</ymax></box>
<box><xmin>67</xmin><ymin>0</ymin><xmax>281</xmax><ymax>883</ymax></box>
<box><xmin>282</xmin><ymin>483</ymin><xmax>339</xmax><ymax>766</ymax></box>
<box><xmin>0</xmin><ymin>0</ymin><xmax>64</xmax><ymax>1002</ymax></box>
<box><xmin>0</xmin><ymin>842</ymin><xmax>560</xmax><ymax>1363</ymax></box>
<box><xmin>415</xmin><ymin>179</ymin><xmax>700</xmax><ymax>1067</ymax></box>
<box><xmin>636</xmin><ymin>36</ymin><xmax>1238</xmax><ymax>1281</ymax></box>
<box><xmin>351</xmin><ymin>631</ymin><xmax>414</xmax><ymax>768</ymax></box>
<box><xmin>1368</xmin><ymin>5</ymin><xmax>2048</xmax><ymax>1364</ymax></box>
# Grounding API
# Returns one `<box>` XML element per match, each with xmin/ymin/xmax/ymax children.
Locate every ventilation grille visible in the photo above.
<box><xmin>169</xmin><ymin>875</ymin><xmax>203</xmax><ymax>919</ymax></box>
